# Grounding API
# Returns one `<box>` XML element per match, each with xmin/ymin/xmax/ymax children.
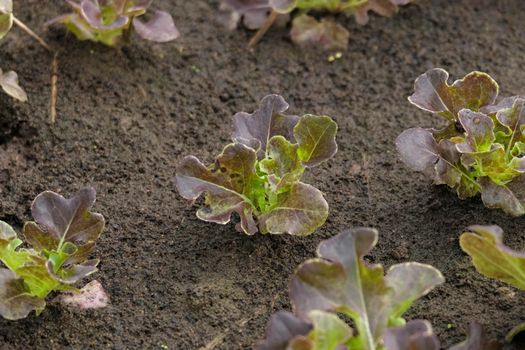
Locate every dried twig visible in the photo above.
<box><xmin>50</xmin><ymin>53</ymin><xmax>58</xmax><ymax>124</ymax></box>
<box><xmin>12</xmin><ymin>16</ymin><xmax>52</xmax><ymax>52</ymax></box>
<box><xmin>247</xmin><ymin>10</ymin><xmax>278</xmax><ymax>49</ymax></box>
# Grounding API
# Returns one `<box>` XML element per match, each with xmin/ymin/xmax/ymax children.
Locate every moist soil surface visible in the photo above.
<box><xmin>1</xmin><ymin>0</ymin><xmax>525</xmax><ymax>349</ymax></box>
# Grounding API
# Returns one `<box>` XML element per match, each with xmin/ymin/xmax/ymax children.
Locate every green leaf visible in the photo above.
<box><xmin>0</xmin><ymin>269</ymin><xmax>46</xmax><ymax>320</ymax></box>
<box><xmin>456</xmin><ymin>110</ymin><xmax>495</xmax><ymax>153</ymax></box>
<box><xmin>259</xmin><ymin>135</ymin><xmax>304</xmax><ymax>189</ymax></box>
<box><xmin>295</xmin><ymin>115</ymin><xmax>338</xmax><ymax>167</ymax></box>
<box><xmin>408</xmin><ymin>69</ymin><xmax>498</xmax><ymax>121</ymax></box>
<box><xmin>258</xmin><ymin>182</ymin><xmax>329</xmax><ymax>236</ymax></box>
<box><xmin>506</xmin><ymin>321</ymin><xmax>525</xmax><ymax>343</ymax></box>
<box><xmin>306</xmin><ymin>310</ymin><xmax>353</xmax><ymax>350</ymax></box>
<box><xmin>460</xmin><ymin>225</ymin><xmax>525</xmax><ymax>290</ymax></box>
<box><xmin>0</xmin><ymin>0</ymin><xmax>12</xmax><ymax>40</ymax></box>
<box><xmin>290</xmin><ymin>228</ymin><xmax>444</xmax><ymax>350</ymax></box>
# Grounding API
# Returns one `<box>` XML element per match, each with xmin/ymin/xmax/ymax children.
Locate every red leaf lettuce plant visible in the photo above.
<box><xmin>256</xmin><ymin>227</ymin><xmax>446</xmax><ymax>349</ymax></box>
<box><xmin>0</xmin><ymin>187</ymin><xmax>108</xmax><ymax>320</ymax></box>
<box><xmin>49</xmin><ymin>0</ymin><xmax>179</xmax><ymax>46</ymax></box>
<box><xmin>220</xmin><ymin>0</ymin><xmax>414</xmax><ymax>50</ymax></box>
<box><xmin>175</xmin><ymin>94</ymin><xmax>337</xmax><ymax>236</ymax></box>
<box><xmin>396</xmin><ymin>68</ymin><xmax>525</xmax><ymax>216</ymax></box>
<box><xmin>460</xmin><ymin>225</ymin><xmax>525</xmax><ymax>343</ymax></box>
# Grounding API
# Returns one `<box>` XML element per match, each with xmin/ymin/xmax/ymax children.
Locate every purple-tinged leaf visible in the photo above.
<box><xmin>56</xmin><ymin>280</ymin><xmax>109</xmax><ymax>310</ymax></box>
<box><xmin>23</xmin><ymin>187</ymin><xmax>105</xmax><ymax>265</ymax></box>
<box><xmin>290</xmin><ymin>15</ymin><xmax>349</xmax><ymax>51</ymax></box>
<box><xmin>290</xmin><ymin>228</ymin><xmax>443</xmax><ymax>350</ymax></box>
<box><xmin>495</xmin><ymin>98</ymin><xmax>525</xmax><ymax>151</ymax></box>
<box><xmin>456</xmin><ymin>109</ymin><xmax>495</xmax><ymax>153</ymax></box>
<box><xmin>449</xmin><ymin>322</ymin><xmax>501</xmax><ymax>350</ymax></box>
<box><xmin>0</xmin><ymin>269</ymin><xmax>46</xmax><ymax>320</ymax></box>
<box><xmin>305</xmin><ymin>310</ymin><xmax>352</xmax><ymax>350</ymax></box>
<box><xmin>256</xmin><ymin>311</ymin><xmax>312</xmax><ymax>350</ymax></box>
<box><xmin>294</xmin><ymin>115</ymin><xmax>338</xmax><ymax>167</ymax></box>
<box><xmin>232</xmin><ymin>94</ymin><xmax>300</xmax><ymax>158</ymax></box>
<box><xmin>0</xmin><ymin>69</ymin><xmax>28</xmax><ymax>102</ymax></box>
<box><xmin>408</xmin><ymin>68</ymin><xmax>499</xmax><ymax>121</ymax></box>
<box><xmin>133</xmin><ymin>11</ymin><xmax>180</xmax><ymax>42</ymax></box>
<box><xmin>481</xmin><ymin>96</ymin><xmax>523</xmax><ymax>115</ymax></box>
<box><xmin>80</xmin><ymin>0</ymin><xmax>129</xmax><ymax>30</ymax></box>
<box><xmin>258</xmin><ymin>182</ymin><xmax>328</xmax><ymax>236</ymax></box>
<box><xmin>479</xmin><ymin>176</ymin><xmax>525</xmax><ymax>216</ymax></box>
<box><xmin>383</xmin><ymin>320</ymin><xmax>440</xmax><ymax>350</ymax></box>
<box><xmin>219</xmin><ymin>0</ymin><xmax>271</xmax><ymax>30</ymax></box>
<box><xmin>175</xmin><ymin>144</ymin><xmax>259</xmax><ymax>235</ymax></box>
<box><xmin>46</xmin><ymin>259</ymin><xmax>99</xmax><ymax>284</ymax></box>
<box><xmin>460</xmin><ymin>225</ymin><xmax>525</xmax><ymax>290</ymax></box>
<box><xmin>396</xmin><ymin>128</ymin><xmax>439</xmax><ymax>177</ymax></box>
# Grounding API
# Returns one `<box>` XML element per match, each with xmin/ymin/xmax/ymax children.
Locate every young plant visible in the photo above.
<box><xmin>460</xmin><ymin>225</ymin><xmax>525</xmax><ymax>343</ymax></box>
<box><xmin>256</xmin><ymin>227</ymin><xmax>445</xmax><ymax>349</ymax></box>
<box><xmin>49</xmin><ymin>0</ymin><xmax>180</xmax><ymax>46</ymax></box>
<box><xmin>396</xmin><ymin>68</ymin><xmax>525</xmax><ymax>216</ymax></box>
<box><xmin>0</xmin><ymin>187</ymin><xmax>108</xmax><ymax>320</ymax></box>
<box><xmin>175</xmin><ymin>94</ymin><xmax>337</xmax><ymax>236</ymax></box>
<box><xmin>220</xmin><ymin>0</ymin><xmax>413</xmax><ymax>49</ymax></box>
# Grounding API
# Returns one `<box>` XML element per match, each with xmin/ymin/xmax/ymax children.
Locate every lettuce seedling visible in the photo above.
<box><xmin>256</xmin><ymin>228</ymin><xmax>444</xmax><ymax>349</ymax></box>
<box><xmin>49</xmin><ymin>0</ymin><xmax>179</xmax><ymax>46</ymax></box>
<box><xmin>221</xmin><ymin>0</ymin><xmax>413</xmax><ymax>49</ymax></box>
<box><xmin>175</xmin><ymin>94</ymin><xmax>337</xmax><ymax>236</ymax></box>
<box><xmin>0</xmin><ymin>187</ymin><xmax>108</xmax><ymax>320</ymax></box>
<box><xmin>460</xmin><ymin>225</ymin><xmax>525</xmax><ymax>342</ymax></box>
<box><xmin>384</xmin><ymin>320</ymin><xmax>501</xmax><ymax>350</ymax></box>
<box><xmin>396</xmin><ymin>68</ymin><xmax>525</xmax><ymax>216</ymax></box>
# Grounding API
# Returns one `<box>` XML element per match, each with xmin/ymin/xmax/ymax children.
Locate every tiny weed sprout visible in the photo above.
<box><xmin>256</xmin><ymin>228</ymin><xmax>445</xmax><ymax>350</ymax></box>
<box><xmin>460</xmin><ymin>225</ymin><xmax>525</xmax><ymax>343</ymax></box>
<box><xmin>220</xmin><ymin>0</ymin><xmax>413</xmax><ymax>49</ymax></box>
<box><xmin>396</xmin><ymin>68</ymin><xmax>525</xmax><ymax>216</ymax></box>
<box><xmin>175</xmin><ymin>94</ymin><xmax>337</xmax><ymax>236</ymax></box>
<box><xmin>0</xmin><ymin>187</ymin><xmax>108</xmax><ymax>320</ymax></box>
<box><xmin>49</xmin><ymin>0</ymin><xmax>180</xmax><ymax>46</ymax></box>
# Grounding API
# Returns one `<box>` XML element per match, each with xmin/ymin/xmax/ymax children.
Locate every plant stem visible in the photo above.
<box><xmin>12</xmin><ymin>16</ymin><xmax>52</xmax><ymax>52</ymax></box>
<box><xmin>247</xmin><ymin>10</ymin><xmax>278</xmax><ymax>49</ymax></box>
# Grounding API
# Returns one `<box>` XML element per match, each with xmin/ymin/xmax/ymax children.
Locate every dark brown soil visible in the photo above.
<box><xmin>1</xmin><ymin>0</ymin><xmax>525</xmax><ymax>348</ymax></box>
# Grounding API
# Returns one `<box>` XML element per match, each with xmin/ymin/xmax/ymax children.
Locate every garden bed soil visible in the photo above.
<box><xmin>1</xmin><ymin>0</ymin><xmax>525</xmax><ymax>348</ymax></box>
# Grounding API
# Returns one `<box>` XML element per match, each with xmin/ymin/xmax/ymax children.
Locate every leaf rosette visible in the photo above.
<box><xmin>48</xmin><ymin>0</ymin><xmax>179</xmax><ymax>46</ymax></box>
<box><xmin>0</xmin><ymin>187</ymin><xmax>108</xmax><ymax>320</ymax></box>
<box><xmin>396</xmin><ymin>68</ymin><xmax>525</xmax><ymax>216</ymax></box>
<box><xmin>175</xmin><ymin>94</ymin><xmax>338</xmax><ymax>236</ymax></box>
<box><xmin>256</xmin><ymin>228</ymin><xmax>445</xmax><ymax>350</ymax></box>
